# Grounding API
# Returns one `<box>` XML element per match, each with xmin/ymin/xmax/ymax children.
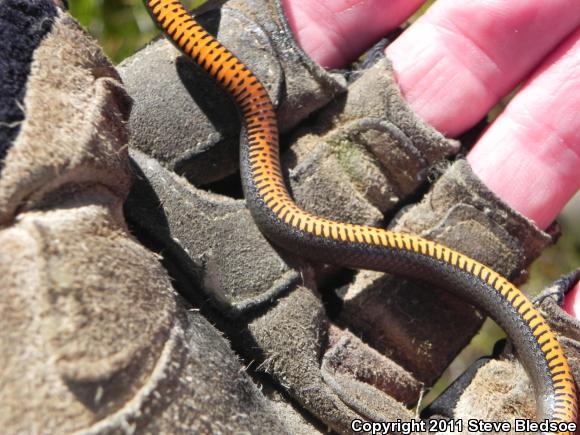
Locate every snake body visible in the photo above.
<box><xmin>144</xmin><ymin>0</ymin><xmax>577</xmax><ymax>432</ymax></box>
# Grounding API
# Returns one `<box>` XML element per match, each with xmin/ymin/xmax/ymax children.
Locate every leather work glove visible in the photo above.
<box><xmin>122</xmin><ymin>0</ymin><xmax>580</xmax><ymax>432</ymax></box>
<box><xmin>1</xmin><ymin>0</ymin><xmax>579</xmax><ymax>433</ymax></box>
<box><xmin>0</xmin><ymin>1</ymin><xmax>293</xmax><ymax>433</ymax></box>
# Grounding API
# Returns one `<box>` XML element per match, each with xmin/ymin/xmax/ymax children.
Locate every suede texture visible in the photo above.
<box><xmin>126</xmin><ymin>148</ymin><xmax>301</xmax><ymax>315</ymax></box>
<box><xmin>339</xmin><ymin>160</ymin><xmax>555</xmax><ymax>385</ymax></box>
<box><xmin>283</xmin><ymin>58</ymin><xmax>459</xmax><ymax>226</ymax></box>
<box><xmin>122</xmin><ymin>0</ymin><xmax>560</xmax><ymax>432</ymax></box>
<box><xmin>2</xmin><ymin>0</ymin><xmax>577</xmax><ymax>432</ymax></box>
<box><xmin>119</xmin><ymin>0</ymin><xmax>347</xmax><ymax>185</ymax></box>
<box><xmin>423</xmin><ymin>273</ymin><xmax>580</xmax><ymax>434</ymax></box>
<box><xmin>0</xmin><ymin>12</ymin><xmax>132</xmax><ymax>225</ymax></box>
<box><xmin>0</xmin><ymin>5</ymin><xmax>303</xmax><ymax>434</ymax></box>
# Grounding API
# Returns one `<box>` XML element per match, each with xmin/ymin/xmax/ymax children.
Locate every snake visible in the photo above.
<box><xmin>143</xmin><ymin>0</ymin><xmax>577</xmax><ymax>432</ymax></box>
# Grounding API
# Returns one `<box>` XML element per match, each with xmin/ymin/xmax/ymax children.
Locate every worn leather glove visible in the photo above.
<box><xmin>423</xmin><ymin>271</ymin><xmax>580</xmax><ymax>432</ymax></box>
<box><xmin>121</xmin><ymin>0</ymin><xmax>579</xmax><ymax>433</ymax></box>
<box><xmin>2</xmin><ymin>0</ymin><xmax>578</xmax><ymax>433</ymax></box>
<box><xmin>0</xmin><ymin>1</ymin><xmax>308</xmax><ymax>433</ymax></box>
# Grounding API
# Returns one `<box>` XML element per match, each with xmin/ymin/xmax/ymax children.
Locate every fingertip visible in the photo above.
<box><xmin>282</xmin><ymin>0</ymin><xmax>425</xmax><ymax>68</ymax></box>
<box><xmin>563</xmin><ymin>281</ymin><xmax>580</xmax><ymax>320</ymax></box>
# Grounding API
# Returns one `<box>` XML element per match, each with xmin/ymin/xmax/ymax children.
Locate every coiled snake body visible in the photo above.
<box><xmin>144</xmin><ymin>0</ymin><xmax>578</xmax><ymax>432</ymax></box>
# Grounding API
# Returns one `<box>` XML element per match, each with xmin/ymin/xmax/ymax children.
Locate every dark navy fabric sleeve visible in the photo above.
<box><xmin>0</xmin><ymin>0</ymin><xmax>57</xmax><ymax>170</ymax></box>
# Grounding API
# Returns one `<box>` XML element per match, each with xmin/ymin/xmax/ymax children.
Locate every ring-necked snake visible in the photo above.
<box><xmin>144</xmin><ymin>0</ymin><xmax>577</xmax><ymax>432</ymax></box>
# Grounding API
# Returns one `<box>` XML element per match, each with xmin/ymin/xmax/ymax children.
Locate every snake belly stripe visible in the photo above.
<box><xmin>144</xmin><ymin>0</ymin><xmax>577</xmax><ymax>431</ymax></box>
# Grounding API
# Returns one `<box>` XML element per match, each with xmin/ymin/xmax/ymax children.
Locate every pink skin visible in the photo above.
<box><xmin>282</xmin><ymin>0</ymin><xmax>426</xmax><ymax>68</ymax></box>
<box><xmin>282</xmin><ymin>0</ymin><xmax>580</xmax><ymax>312</ymax></box>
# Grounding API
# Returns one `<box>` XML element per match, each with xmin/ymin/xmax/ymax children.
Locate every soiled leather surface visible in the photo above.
<box><xmin>1</xmin><ymin>0</ymin><xmax>577</xmax><ymax>433</ymax></box>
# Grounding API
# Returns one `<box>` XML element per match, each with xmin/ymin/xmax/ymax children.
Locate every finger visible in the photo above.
<box><xmin>386</xmin><ymin>0</ymin><xmax>580</xmax><ymax>137</ymax></box>
<box><xmin>563</xmin><ymin>281</ymin><xmax>580</xmax><ymax>318</ymax></box>
<box><xmin>281</xmin><ymin>0</ymin><xmax>425</xmax><ymax>68</ymax></box>
<box><xmin>468</xmin><ymin>27</ymin><xmax>580</xmax><ymax>230</ymax></box>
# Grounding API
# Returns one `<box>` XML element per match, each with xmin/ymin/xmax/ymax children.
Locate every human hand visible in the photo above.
<box><xmin>282</xmin><ymin>0</ymin><xmax>580</xmax><ymax>312</ymax></box>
